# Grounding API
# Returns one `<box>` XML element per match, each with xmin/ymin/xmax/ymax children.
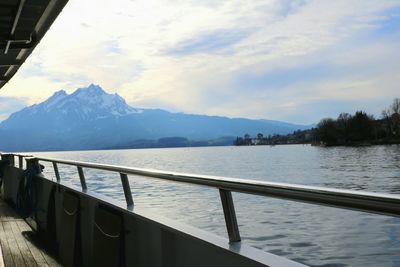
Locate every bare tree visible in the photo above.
<box><xmin>391</xmin><ymin>98</ymin><xmax>400</xmax><ymax>115</ymax></box>
<box><xmin>381</xmin><ymin>108</ymin><xmax>393</xmax><ymax>136</ymax></box>
<box><xmin>390</xmin><ymin>98</ymin><xmax>400</xmax><ymax>137</ymax></box>
<box><xmin>382</xmin><ymin>98</ymin><xmax>400</xmax><ymax>137</ymax></box>
<box><xmin>337</xmin><ymin>113</ymin><xmax>352</xmax><ymax>142</ymax></box>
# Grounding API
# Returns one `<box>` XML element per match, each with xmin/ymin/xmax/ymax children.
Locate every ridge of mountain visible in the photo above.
<box><xmin>0</xmin><ymin>84</ymin><xmax>313</xmax><ymax>151</ymax></box>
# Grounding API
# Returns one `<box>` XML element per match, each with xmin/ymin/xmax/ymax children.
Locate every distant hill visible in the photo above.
<box><xmin>0</xmin><ymin>84</ymin><xmax>312</xmax><ymax>151</ymax></box>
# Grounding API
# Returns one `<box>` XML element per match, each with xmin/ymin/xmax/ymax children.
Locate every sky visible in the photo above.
<box><xmin>0</xmin><ymin>0</ymin><xmax>399</xmax><ymax>124</ymax></box>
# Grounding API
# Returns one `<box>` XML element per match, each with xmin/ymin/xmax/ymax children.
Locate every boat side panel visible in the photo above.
<box><xmin>1</xmin><ymin>165</ymin><xmax>305</xmax><ymax>267</ymax></box>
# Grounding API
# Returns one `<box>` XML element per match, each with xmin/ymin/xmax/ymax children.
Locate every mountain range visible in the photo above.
<box><xmin>0</xmin><ymin>84</ymin><xmax>312</xmax><ymax>151</ymax></box>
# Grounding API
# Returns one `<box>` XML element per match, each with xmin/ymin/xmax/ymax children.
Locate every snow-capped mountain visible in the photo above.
<box><xmin>12</xmin><ymin>84</ymin><xmax>140</xmax><ymax>121</ymax></box>
<box><xmin>0</xmin><ymin>84</ymin><xmax>312</xmax><ymax>151</ymax></box>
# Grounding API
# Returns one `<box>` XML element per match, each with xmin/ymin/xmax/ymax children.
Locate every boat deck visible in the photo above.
<box><xmin>0</xmin><ymin>199</ymin><xmax>61</xmax><ymax>267</ymax></box>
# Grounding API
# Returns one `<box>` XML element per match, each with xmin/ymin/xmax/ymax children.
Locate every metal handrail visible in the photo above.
<box><xmin>3</xmin><ymin>153</ymin><xmax>400</xmax><ymax>243</ymax></box>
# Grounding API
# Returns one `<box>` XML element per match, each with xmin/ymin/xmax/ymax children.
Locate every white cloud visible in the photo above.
<box><xmin>1</xmin><ymin>0</ymin><xmax>399</xmax><ymax>123</ymax></box>
<box><xmin>0</xmin><ymin>96</ymin><xmax>29</xmax><ymax>121</ymax></box>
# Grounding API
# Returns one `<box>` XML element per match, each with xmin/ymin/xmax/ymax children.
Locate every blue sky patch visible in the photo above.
<box><xmin>232</xmin><ymin>64</ymin><xmax>338</xmax><ymax>92</ymax></box>
<box><xmin>166</xmin><ymin>28</ymin><xmax>251</xmax><ymax>56</ymax></box>
<box><xmin>372</xmin><ymin>7</ymin><xmax>400</xmax><ymax>36</ymax></box>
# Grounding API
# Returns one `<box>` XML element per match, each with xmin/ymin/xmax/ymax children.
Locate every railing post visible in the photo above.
<box><xmin>23</xmin><ymin>157</ymin><xmax>42</xmax><ymax>231</ymax></box>
<box><xmin>77</xmin><ymin>166</ymin><xmax>87</xmax><ymax>191</ymax></box>
<box><xmin>120</xmin><ymin>173</ymin><xmax>134</xmax><ymax>207</ymax></box>
<box><xmin>18</xmin><ymin>156</ymin><xmax>23</xmax><ymax>169</ymax></box>
<box><xmin>1</xmin><ymin>154</ymin><xmax>15</xmax><ymax>167</ymax></box>
<box><xmin>219</xmin><ymin>189</ymin><xmax>241</xmax><ymax>243</ymax></box>
<box><xmin>53</xmin><ymin>162</ymin><xmax>61</xmax><ymax>182</ymax></box>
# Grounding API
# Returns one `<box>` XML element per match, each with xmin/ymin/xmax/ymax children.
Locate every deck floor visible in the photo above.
<box><xmin>0</xmin><ymin>200</ymin><xmax>61</xmax><ymax>267</ymax></box>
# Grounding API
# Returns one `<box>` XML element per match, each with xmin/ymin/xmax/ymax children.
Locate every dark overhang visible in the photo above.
<box><xmin>0</xmin><ymin>0</ymin><xmax>68</xmax><ymax>89</ymax></box>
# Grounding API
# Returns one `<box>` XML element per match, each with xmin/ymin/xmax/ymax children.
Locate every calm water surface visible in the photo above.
<box><xmin>34</xmin><ymin>145</ymin><xmax>400</xmax><ymax>267</ymax></box>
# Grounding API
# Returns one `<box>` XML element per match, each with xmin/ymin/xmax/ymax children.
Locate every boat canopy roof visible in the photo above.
<box><xmin>0</xmin><ymin>0</ymin><xmax>68</xmax><ymax>89</ymax></box>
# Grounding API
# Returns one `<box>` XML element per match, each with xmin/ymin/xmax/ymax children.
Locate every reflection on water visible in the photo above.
<box><xmin>34</xmin><ymin>144</ymin><xmax>400</xmax><ymax>267</ymax></box>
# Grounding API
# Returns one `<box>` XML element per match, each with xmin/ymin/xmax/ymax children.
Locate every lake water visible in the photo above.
<box><xmin>33</xmin><ymin>145</ymin><xmax>400</xmax><ymax>267</ymax></box>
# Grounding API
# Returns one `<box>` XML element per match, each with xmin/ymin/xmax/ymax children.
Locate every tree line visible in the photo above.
<box><xmin>316</xmin><ymin>98</ymin><xmax>400</xmax><ymax>145</ymax></box>
<box><xmin>234</xmin><ymin>98</ymin><xmax>400</xmax><ymax>147</ymax></box>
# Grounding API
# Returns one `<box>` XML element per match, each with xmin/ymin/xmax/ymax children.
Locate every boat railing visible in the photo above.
<box><xmin>3</xmin><ymin>153</ymin><xmax>400</xmax><ymax>244</ymax></box>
